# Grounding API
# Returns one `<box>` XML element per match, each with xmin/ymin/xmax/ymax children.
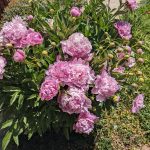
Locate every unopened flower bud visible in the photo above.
<box><xmin>125</xmin><ymin>55</ymin><xmax>130</xmax><ymax>59</ymax></box>
<box><xmin>50</xmin><ymin>9</ymin><xmax>55</xmax><ymax>14</ymax></box>
<box><xmin>131</xmin><ymin>83</ymin><xmax>138</xmax><ymax>88</ymax></box>
<box><xmin>109</xmin><ymin>42</ymin><xmax>115</xmax><ymax>47</ymax></box>
<box><xmin>137</xmin><ymin>41</ymin><xmax>144</xmax><ymax>46</ymax></box>
<box><xmin>129</xmin><ymin>73</ymin><xmax>134</xmax><ymax>76</ymax></box>
<box><xmin>137</xmin><ymin>58</ymin><xmax>144</xmax><ymax>63</ymax></box>
<box><xmin>6</xmin><ymin>43</ymin><xmax>13</xmax><ymax>48</ymax></box>
<box><xmin>139</xmin><ymin>77</ymin><xmax>144</xmax><ymax>82</ymax></box>
<box><xmin>136</xmin><ymin>71</ymin><xmax>142</xmax><ymax>75</ymax></box>
<box><xmin>113</xmin><ymin>95</ymin><xmax>120</xmax><ymax>102</ymax></box>
<box><xmin>72</xmin><ymin>17</ymin><xmax>76</xmax><ymax>21</ymax></box>
<box><xmin>106</xmin><ymin>37</ymin><xmax>110</xmax><ymax>41</ymax></box>
<box><xmin>42</xmin><ymin>50</ymin><xmax>48</xmax><ymax>56</ymax></box>
<box><xmin>51</xmin><ymin>42</ymin><xmax>56</xmax><ymax>47</ymax></box>
<box><xmin>108</xmin><ymin>54</ymin><xmax>114</xmax><ymax>59</ymax></box>
<box><xmin>104</xmin><ymin>32</ymin><xmax>109</xmax><ymax>36</ymax></box>
<box><xmin>99</xmin><ymin>46</ymin><xmax>103</xmax><ymax>50</ymax></box>
<box><xmin>136</xmin><ymin>48</ymin><xmax>143</xmax><ymax>54</ymax></box>
<box><xmin>117</xmin><ymin>47</ymin><xmax>123</xmax><ymax>52</ymax></box>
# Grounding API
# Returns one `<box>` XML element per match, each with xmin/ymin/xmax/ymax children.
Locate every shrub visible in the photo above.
<box><xmin>0</xmin><ymin>0</ymin><xmax>149</xmax><ymax>150</ymax></box>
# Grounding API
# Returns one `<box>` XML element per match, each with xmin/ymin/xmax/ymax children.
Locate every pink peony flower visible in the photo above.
<box><xmin>27</xmin><ymin>15</ymin><xmax>34</xmax><ymax>21</ymax></box>
<box><xmin>92</xmin><ymin>70</ymin><xmax>120</xmax><ymax>102</ymax></box>
<box><xmin>113</xmin><ymin>66</ymin><xmax>125</xmax><ymax>74</ymax></box>
<box><xmin>39</xmin><ymin>79</ymin><xmax>60</xmax><ymax>101</ymax></box>
<box><xmin>13</xmin><ymin>50</ymin><xmax>26</xmax><ymax>62</ymax></box>
<box><xmin>0</xmin><ymin>56</ymin><xmax>7</xmax><ymax>79</ymax></box>
<box><xmin>0</xmin><ymin>16</ymin><xmax>28</xmax><ymax>45</ymax></box>
<box><xmin>114</xmin><ymin>21</ymin><xmax>132</xmax><ymax>40</ymax></box>
<box><xmin>132</xmin><ymin>94</ymin><xmax>144</xmax><ymax>113</ymax></box>
<box><xmin>22</xmin><ymin>29</ymin><xmax>43</xmax><ymax>47</ymax></box>
<box><xmin>58</xmin><ymin>87</ymin><xmax>92</xmax><ymax>114</ymax></box>
<box><xmin>126</xmin><ymin>57</ymin><xmax>136</xmax><ymax>67</ymax></box>
<box><xmin>127</xmin><ymin>0</ymin><xmax>138</xmax><ymax>10</ymax></box>
<box><xmin>46</xmin><ymin>58</ymin><xmax>95</xmax><ymax>89</ymax></box>
<box><xmin>73</xmin><ymin>111</ymin><xmax>98</xmax><ymax>134</ymax></box>
<box><xmin>61</xmin><ymin>33</ymin><xmax>92</xmax><ymax>61</ymax></box>
<box><xmin>70</xmin><ymin>7</ymin><xmax>82</xmax><ymax>17</ymax></box>
<box><xmin>117</xmin><ymin>52</ymin><xmax>125</xmax><ymax>59</ymax></box>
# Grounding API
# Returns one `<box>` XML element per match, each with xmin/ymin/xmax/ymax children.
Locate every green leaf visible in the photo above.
<box><xmin>18</xmin><ymin>94</ymin><xmax>24</xmax><ymax>109</ymax></box>
<box><xmin>27</xmin><ymin>94</ymin><xmax>37</xmax><ymax>100</ymax></box>
<box><xmin>10</xmin><ymin>91</ymin><xmax>20</xmax><ymax>106</ymax></box>
<box><xmin>28</xmin><ymin>132</ymin><xmax>33</xmax><ymax>140</ymax></box>
<box><xmin>2</xmin><ymin>131</ymin><xmax>12</xmax><ymax>150</ymax></box>
<box><xmin>3</xmin><ymin>86</ymin><xmax>20</xmax><ymax>92</ymax></box>
<box><xmin>13</xmin><ymin>136</ymin><xmax>19</xmax><ymax>146</ymax></box>
<box><xmin>1</xmin><ymin>119</ymin><xmax>13</xmax><ymax>130</ymax></box>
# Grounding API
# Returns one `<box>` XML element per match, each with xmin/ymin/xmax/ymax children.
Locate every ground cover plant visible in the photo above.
<box><xmin>0</xmin><ymin>0</ymin><xmax>149</xmax><ymax>150</ymax></box>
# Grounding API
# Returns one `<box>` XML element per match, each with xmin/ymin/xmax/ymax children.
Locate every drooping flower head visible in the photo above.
<box><xmin>70</xmin><ymin>7</ymin><xmax>82</xmax><ymax>17</ymax></box>
<box><xmin>114</xmin><ymin>21</ymin><xmax>132</xmax><ymax>40</ymax></box>
<box><xmin>73</xmin><ymin>111</ymin><xmax>98</xmax><ymax>134</ymax></box>
<box><xmin>58</xmin><ymin>87</ymin><xmax>92</xmax><ymax>114</ymax></box>
<box><xmin>92</xmin><ymin>69</ymin><xmax>120</xmax><ymax>102</ymax></box>
<box><xmin>132</xmin><ymin>94</ymin><xmax>144</xmax><ymax>113</ymax></box>
<box><xmin>0</xmin><ymin>16</ymin><xmax>28</xmax><ymax>45</ymax></box>
<box><xmin>39</xmin><ymin>79</ymin><xmax>60</xmax><ymax>101</ymax></box>
<box><xmin>0</xmin><ymin>56</ymin><xmax>7</xmax><ymax>79</ymax></box>
<box><xmin>127</xmin><ymin>0</ymin><xmax>138</xmax><ymax>10</ymax></box>
<box><xmin>61</xmin><ymin>33</ymin><xmax>92</xmax><ymax>61</ymax></box>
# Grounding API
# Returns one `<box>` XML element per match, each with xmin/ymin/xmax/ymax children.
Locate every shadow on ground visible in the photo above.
<box><xmin>9</xmin><ymin>132</ymin><xmax>94</xmax><ymax>150</ymax></box>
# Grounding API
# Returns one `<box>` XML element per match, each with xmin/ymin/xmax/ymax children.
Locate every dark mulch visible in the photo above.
<box><xmin>9</xmin><ymin>132</ymin><xmax>95</xmax><ymax>150</ymax></box>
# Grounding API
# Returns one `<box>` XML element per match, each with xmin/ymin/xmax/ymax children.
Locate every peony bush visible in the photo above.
<box><xmin>0</xmin><ymin>0</ymin><xmax>147</xmax><ymax>149</ymax></box>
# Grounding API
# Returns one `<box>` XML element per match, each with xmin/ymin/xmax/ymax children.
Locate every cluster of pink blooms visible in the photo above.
<box><xmin>39</xmin><ymin>31</ymin><xmax>122</xmax><ymax>134</ymax></box>
<box><xmin>127</xmin><ymin>0</ymin><xmax>138</xmax><ymax>10</ymax></box>
<box><xmin>45</xmin><ymin>58</ymin><xmax>95</xmax><ymax>89</ymax></box>
<box><xmin>132</xmin><ymin>94</ymin><xmax>144</xmax><ymax>113</ymax></box>
<box><xmin>0</xmin><ymin>16</ymin><xmax>43</xmax><ymax>49</ymax></box>
<box><xmin>114</xmin><ymin>21</ymin><xmax>132</xmax><ymax>40</ymax></box>
<box><xmin>0</xmin><ymin>16</ymin><xmax>43</xmax><ymax>78</ymax></box>
<box><xmin>0</xmin><ymin>56</ymin><xmax>7</xmax><ymax>79</ymax></box>
<box><xmin>1</xmin><ymin>0</ymin><xmax>144</xmax><ymax>135</ymax></box>
<box><xmin>40</xmin><ymin>57</ymin><xmax>98</xmax><ymax>134</ymax></box>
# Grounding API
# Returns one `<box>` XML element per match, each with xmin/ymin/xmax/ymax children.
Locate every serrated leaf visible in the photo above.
<box><xmin>2</xmin><ymin>131</ymin><xmax>12</xmax><ymax>150</ymax></box>
<box><xmin>10</xmin><ymin>91</ymin><xmax>20</xmax><ymax>106</ymax></box>
<box><xmin>1</xmin><ymin>119</ymin><xmax>13</xmax><ymax>130</ymax></box>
